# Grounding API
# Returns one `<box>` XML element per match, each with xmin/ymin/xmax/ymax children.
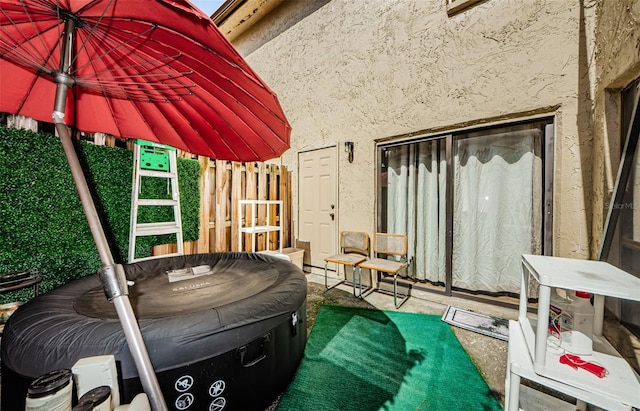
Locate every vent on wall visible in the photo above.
<box><xmin>446</xmin><ymin>0</ymin><xmax>484</xmax><ymax>15</ymax></box>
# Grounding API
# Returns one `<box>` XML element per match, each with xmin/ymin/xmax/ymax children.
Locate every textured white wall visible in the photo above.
<box><xmin>234</xmin><ymin>0</ymin><xmax>588</xmax><ymax>257</ymax></box>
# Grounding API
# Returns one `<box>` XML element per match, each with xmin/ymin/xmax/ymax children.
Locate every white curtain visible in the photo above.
<box><xmin>452</xmin><ymin>127</ymin><xmax>542</xmax><ymax>293</ymax></box>
<box><xmin>386</xmin><ymin>140</ymin><xmax>446</xmax><ymax>283</ymax></box>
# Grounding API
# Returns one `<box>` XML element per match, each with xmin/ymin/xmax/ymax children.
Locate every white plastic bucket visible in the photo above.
<box><xmin>25</xmin><ymin>369</ymin><xmax>73</xmax><ymax>411</ymax></box>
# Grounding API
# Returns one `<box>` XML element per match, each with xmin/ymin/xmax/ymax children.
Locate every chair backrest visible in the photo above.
<box><xmin>340</xmin><ymin>230</ymin><xmax>369</xmax><ymax>255</ymax></box>
<box><xmin>373</xmin><ymin>233</ymin><xmax>407</xmax><ymax>257</ymax></box>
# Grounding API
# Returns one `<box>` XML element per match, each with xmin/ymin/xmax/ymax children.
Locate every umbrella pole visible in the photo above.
<box><xmin>53</xmin><ymin>119</ymin><xmax>168</xmax><ymax>411</ymax></box>
<box><xmin>51</xmin><ymin>19</ymin><xmax>167</xmax><ymax>411</ymax></box>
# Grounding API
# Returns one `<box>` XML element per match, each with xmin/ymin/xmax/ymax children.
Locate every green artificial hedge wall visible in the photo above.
<box><xmin>0</xmin><ymin>126</ymin><xmax>200</xmax><ymax>304</ymax></box>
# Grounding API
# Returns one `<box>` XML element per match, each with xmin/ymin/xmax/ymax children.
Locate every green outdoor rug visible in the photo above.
<box><xmin>276</xmin><ymin>305</ymin><xmax>502</xmax><ymax>411</ymax></box>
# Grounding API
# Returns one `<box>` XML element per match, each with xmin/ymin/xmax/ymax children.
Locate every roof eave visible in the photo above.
<box><xmin>212</xmin><ymin>0</ymin><xmax>282</xmax><ymax>42</ymax></box>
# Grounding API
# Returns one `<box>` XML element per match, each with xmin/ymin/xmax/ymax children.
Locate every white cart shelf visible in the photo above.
<box><xmin>238</xmin><ymin>200</ymin><xmax>282</xmax><ymax>253</ymax></box>
<box><xmin>506</xmin><ymin>254</ymin><xmax>640</xmax><ymax>411</ymax></box>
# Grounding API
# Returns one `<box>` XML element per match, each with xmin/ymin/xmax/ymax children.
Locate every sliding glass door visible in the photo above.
<box><xmin>378</xmin><ymin>119</ymin><xmax>551</xmax><ymax>296</ymax></box>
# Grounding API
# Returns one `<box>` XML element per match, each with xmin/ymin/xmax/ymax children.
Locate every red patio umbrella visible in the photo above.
<box><xmin>0</xmin><ymin>1</ymin><xmax>291</xmax><ymax>409</ymax></box>
<box><xmin>1</xmin><ymin>0</ymin><xmax>290</xmax><ymax>161</ymax></box>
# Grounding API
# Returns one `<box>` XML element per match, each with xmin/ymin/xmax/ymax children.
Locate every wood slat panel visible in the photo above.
<box><xmin>198</xmin><ymin>157</ymin><xmax>211</xmax><ymax>253</ymax></box>
<box><xmin>269</xmin><ymin>164</ymin><xmax>279</xmax><ymax>250</ymax></box>
<box><xmin>257</xmin><ymin>163</ymin><xmax>268</xmax><ymax>251</ymax></box>
<box><xmin>244</xmin><ymin>162</ymin><xmax>257</xmax><ymax>249</ymax></box>
<box><xmin>214</xmin><ymin>159</ymin><xmax>228</xmax><ymax>252</ymax></box>
<box><xmin>231</xmin><ymin>162</ymin><xmax>243</xmax><ymax>252</ymax></box>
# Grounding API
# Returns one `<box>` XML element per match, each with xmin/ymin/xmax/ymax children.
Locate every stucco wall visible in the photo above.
<box><xmin>590</xmin><ymin>1</ymin><xmax>640</xmax><ymax>258</ymax></box>
<box><xmin>233</xmin><ymin>0</ymin><xmax>589</xmax><ymax>258</ymax></box>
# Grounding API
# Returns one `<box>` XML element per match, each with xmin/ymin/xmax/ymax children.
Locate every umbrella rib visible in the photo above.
<box><xmin>120</xmin><ymin>35</ymin><xmax>287</xmax><ymax>142</ymax></box>
<box><xmin>84</xmin><ymin>55</ymin><xmax>194</xmax><ymax>84</ymax></box>
<box><xmin>79</xmin><ymin>83</ymin><xmax>189</xmax><ymax>101</ymax></box>
<box><xmin>69</xmin><ymin>0</ymin><xmax>114</xmax><ymax>70</ymax></box>
<box><xmin>18</xmin><ymin>1</ymin><xmax>51</xmax><ymax>63</ymax></box>
<box><xmin>74</xmin><ymin>25</ymin><xmax>195</xmax><ymax>100</ymax></box>
<box><xmin>0</xmin><ymin>3</ymin><xmax>55</xmax><ymax>72</ymax></box>
<box><xmin>52</xmin><ymin>0</ymin><xmax>63</xmax><ymax>60</ymax></box>
<box><xmin>164</xmin><ymin>61</ymin><xmax>285</xmax><ymax>157</ymax></box>
<box><xmin>74</xmin><ymin>22</ymin><xmax>156</xmax><ymax>74</ymax></box>
<box><xmin>192</xmin><ymin>66</ymin><xmax>287</xmax><ymax>152</ymax></box>
<box><xmin>78</xmin><ymin>42</ymin><xmax>129</xmax><ymax>139</ymax></box>
<box><xmin>76</xmin><ymin>59</ymin><xmax>195</xmax><ymax>101</ymax></box>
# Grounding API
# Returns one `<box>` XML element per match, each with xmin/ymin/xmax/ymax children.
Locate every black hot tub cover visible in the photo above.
<box><xmin>1</xmin><ymin>252</ymin><xmax>307</xmax><ymax>380</ymax></box>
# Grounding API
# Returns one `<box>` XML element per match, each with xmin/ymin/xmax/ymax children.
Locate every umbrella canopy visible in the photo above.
<box><xmin>0</xmin><ymin>0</ymin><xmax>291</xmax><ymax>161</ymax></box>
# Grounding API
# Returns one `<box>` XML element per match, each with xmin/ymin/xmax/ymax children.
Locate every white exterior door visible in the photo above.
<box><xmin>298</xmin><ymin>147</ymin><xmax>337</xmax><ymax>272</ymax></box>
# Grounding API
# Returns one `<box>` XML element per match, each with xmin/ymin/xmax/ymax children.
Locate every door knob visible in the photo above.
<box><xmin>329</xmin><ymin>213</ymin><xmax>335</xmax><ymax>220</ymax></box>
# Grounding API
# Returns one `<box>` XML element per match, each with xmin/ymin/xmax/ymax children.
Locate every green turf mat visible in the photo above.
<box><xmin>276</xmin><ymin>305</ymin><xmax>502</xmax><ymax>411</ymax></box>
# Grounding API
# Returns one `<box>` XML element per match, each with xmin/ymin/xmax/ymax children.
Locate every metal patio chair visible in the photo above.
<box><xmin>357</xmin><ymin>233</ymin><xmax>410</xmax><ymax>308</ymax></box>
<box><xmin>324</xmin><ymin>230</ymin><xmax>370</xmax><ymax>297</ymax></box>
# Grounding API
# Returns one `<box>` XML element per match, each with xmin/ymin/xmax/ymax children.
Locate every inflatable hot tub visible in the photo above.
<box><xmin>1</xmin><ymin>252</ymin><xmax>307</xmax><ymax>410</ymax></box>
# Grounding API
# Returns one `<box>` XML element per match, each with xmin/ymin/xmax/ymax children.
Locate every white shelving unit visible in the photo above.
<box><xmin>506</xmin><ymin>254</ymin><xmax>640</xmax><ymax>411</ymax></box>
<box><xmin>238</xmin><ymin>200</ymin><xmax>282</xmax><ymax>253</ymax></box>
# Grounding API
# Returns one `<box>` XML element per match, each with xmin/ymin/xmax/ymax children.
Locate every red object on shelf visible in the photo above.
<box><xmin>559</xmin><ymin>353</ymin><xmax>607</xmax><ymax>378</ymax></box>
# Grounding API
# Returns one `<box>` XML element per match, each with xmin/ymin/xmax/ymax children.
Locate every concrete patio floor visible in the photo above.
<box><xmin>303</xmin><ymin>271</ymin><xmax>640</xmax><ymax>411</ymax></box>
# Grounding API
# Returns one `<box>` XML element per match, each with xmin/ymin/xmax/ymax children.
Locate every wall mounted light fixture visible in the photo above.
<box><xmin>344</xmin><ymin>141</ymin><xmax>354</xmax><ymax>163</ymax></box>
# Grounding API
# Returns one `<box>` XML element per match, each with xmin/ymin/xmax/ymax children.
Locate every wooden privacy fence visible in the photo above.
<box><xmin>152</xmin><ymin>156</ymin><xmax>292</xmax><ymax>257</ymax></box>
